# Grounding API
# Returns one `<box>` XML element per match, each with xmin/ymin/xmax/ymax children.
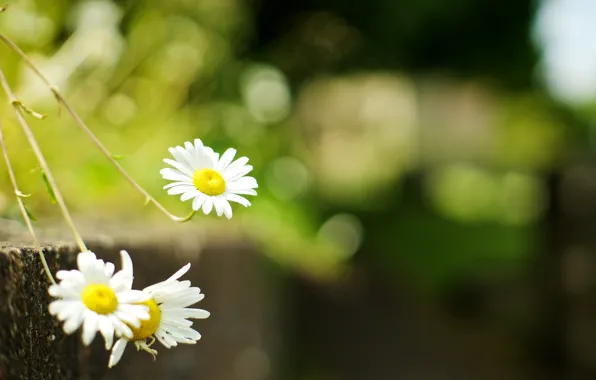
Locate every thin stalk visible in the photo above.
<box><xmin>0</xmin><ymin>69</ymin><xmax>88</xmax><ymax>252</ymax></box>
<box><xmin>0</xmin><ymin>120</ymin><xmax>56</xmax><ymax>284</ymax></box>
<box><xmin>0</xmin><ymin>32</ymin><xmax>196</xmax><ymax>223</ymax></box>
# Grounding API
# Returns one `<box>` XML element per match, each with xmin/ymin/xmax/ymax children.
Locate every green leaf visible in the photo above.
<box><xmin>111</xmin><ymin>154</ymin><xmax>125</xmax><ymax>161</ymax></box>
<box><xmin>41</xmin><ymin>172</ymin><xmax>57</xmax><ymax>204</ymax></box>
<box><xmin>24</xmin><ymin>205</ymin><xmax>37</xmax><ymax>222</ymax></box>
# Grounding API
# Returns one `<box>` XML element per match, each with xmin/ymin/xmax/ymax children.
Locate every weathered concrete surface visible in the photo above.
<box><xmin>0</xmin><ymin>244</ymin><xmax>79</xmax><ymax>380</ymax></box>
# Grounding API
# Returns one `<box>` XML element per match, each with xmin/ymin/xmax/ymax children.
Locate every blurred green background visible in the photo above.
<box><xmin>2</xmin><ymin>0</ymin><xmax>596</xmax><ymax>378</ymax></box>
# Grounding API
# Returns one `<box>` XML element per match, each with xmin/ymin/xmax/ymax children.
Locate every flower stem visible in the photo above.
<box><xmin>0</xmin><ymin>32</ymin><xmax>196</xmax><ymax>223</ymax></box>
<box><xmin>0</xmin><ymin>119</ymin><xmax>56</xmax><ymax>284</ymax></box>
<box><xmin>0</xmin><ymin>69</ymin><xmax>88</xmax><ymax>253</ymax></box>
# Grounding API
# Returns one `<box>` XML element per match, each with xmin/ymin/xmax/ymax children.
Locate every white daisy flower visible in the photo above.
<box><xmin>160</xmin><ymin>139</ymin><xmax>258</xmax><ymax>219</ymax></box>
<box><xmin>108</xmin><ymin>263</ymin><xmax>210</xmax><ymax>368</ymax></box>
<box><xmin>48</xmin><ymin>250</ymin><xmax>151</xmax><ymax>350</ymax></box>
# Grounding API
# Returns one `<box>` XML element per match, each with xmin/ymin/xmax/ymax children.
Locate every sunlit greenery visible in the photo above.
<box><xmin>0</xmin><ymin>0</ymin><xmax>580</xmax><ymax>287</ymax></box>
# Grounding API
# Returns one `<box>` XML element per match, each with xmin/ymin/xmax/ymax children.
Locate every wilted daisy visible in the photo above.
<box><xmin>48</xmin><ymin>250</ymin><xmax>150</xmax><ymax>349</ymax></box>
<box><xmin>160</xmin><ymin>139</ymin><xmax>258</xmax><ymax>219</ymax></box>
<box><xmin>108</xmin><ymin>263</ymin><xmax>210</xmax><ymax>368</ymax></box>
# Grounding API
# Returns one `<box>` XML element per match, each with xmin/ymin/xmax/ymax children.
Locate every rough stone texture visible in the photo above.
<box><xmin>0</xmin><ymin>244</ymin><xmax>80</xmax><ymax>380</ymax></box>
<box><xmin>0</xmin><ymin>229</ymin><xmax>279</xmax><ymax>380</ymax></box>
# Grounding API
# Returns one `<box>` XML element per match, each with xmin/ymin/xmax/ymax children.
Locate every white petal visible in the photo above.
<box><xmin>201</xmin><ymin>197</ymin><xmax>213</xmax><ymax>215</ymax></box>
<box><xmin>165</xmin><ymin>308</ymin><xmax>210</xmax><ymax>319</ymax></box>
<box><xmin>192</xmin><ymin>193</ymin><xmax>206</xmax><ymax>211</ymax></box>
<box><xmin>108</xmin><ymin>338</ymin><xmax>128</xmax><ymax>368</ymax></box>
<box><xmin>117</xmin><ymin>290</ymin><xmax>150</xmax><ymax>304</ymax></box>
<box><xmin>77</xmin><ymin>251</ymin><xmax>97</xmax><ymax>274</ymax></box>
<box><xmin>224</xmin><ymin>193</ymin><xmax>251</xmax><ymax>207</ymax></box>
<box><xmin>167</xmin><ymin>185</ymin><xmax>196</xmax><ymax>195</ymax></box>
<box><xmin>159</xmin><ymin>323</ymin><xmax>201</xmax><ymax>342</ymax></box>
<box><xmin>181</xmin><ymin>189</ymin><xmax>199</xmax><ymax>202</ymax></box>
<box><xmin>98</xmin><ymin>315</ymin><xmax>115</xmax><ymax>349</ymax></box>
<box><xmin>222</xmin><ymin>199</ymin><xmax>233</xmax><ymax>219</ymax></box>
<box><xmin>227</xmin><ymin>176</ymin><xmax>258</xmax><ymax>190</ymax></box>
<box><xmin>156</xmin><ymin>331</ymin><xmax>177</xmax><ymax>348</ymax></box>
<box><xmin>109</xmin><ymin>272</ymin><xmax>130</xmax><ymax>293</ymax></box>
<box><xmin>144</xmin><ymin>264</ymin><xmax>191</xmax><ymax>295</ymax></box>
<box><xmin>82</xmin><ymin>311</ymin><xmax>99</xmax><ymax>346</ymax></box>
<box><xmin>213</xmin><ymin>197</ymin><xmax>224</xmax><ymax>217</ymax></box>
<box><xmin>160</xmin><ymin>168</ymin><xmax>192</xmax><ymax>182</ymax></box>
<box><xmin>120</xmin><ymin>250</ymin><xmax>133</xmax><ymax>278</ymax></box>
<box><xmin>63</xmin><ymin>309</ymin><xmax>85</xmax><ymax>334</ymax></box>
<box><xmin>161</xmin><ymin>289</ymin><xmax>204</xmax><ymax>308</ymax></box>
<box><xmin>193</xmin><ymin>139</ymin><xmax>206</xmax><ymax>165</ymax></box>
<box><xmin>118</xmin><ymin>304</ymin><xmax>150</xmax><ymax>321</ymax></box>
<box><xmin>168</xmin><ymin>147</ymin><xmax>192</xmax><ymax>169</ymax></box>
<box><xmin>163</xmin><ymin>158</ymin><xmax>194</xmax><ymax>177</ymax></box>
<box><xmin>159</xmin><ymin>317</ymin><xmax>193</xmax><ymax>328</ymax></box>
<box><xmin>226</xmin><ymin>188</ymin><xmax>257</xmax><ymax>196</ymax></box>
<box><xmin>81</xmin><ymin>260</ymin><xmax>111</xmax><ymax>284</ymax></box>
<box><xmin>50</xmin><ymin>300</ymin><xmax>80</xmax><ymax>320</ymax></box>
<box><xmin>104</xmin><ymin>262</ymin><xmax>115</xmax><ymax>278</ymax></box>
<box><xmin>204</xmin><ymin>147</ymin><xmax>218</xmax><ymax>166</ymax></box>
<box><xmin>225</xmin><ymin>156</ymin><xmax>249</xmax><ymax>173</ymax></box>
<box><xmin>184</xmin><ymin>141</ymin><xmax>196</xmax><ymax>156</ymax></box>
<box><xmin>110</xmin><ymin>315</ymin><xmax>133</xmax><ymax>339</ymax></box>
<box><xmin>163</xmin><ymin>181</ymin><xmax>191</xmax><ymax>190</ymax></box>
<box><xmin>110</xmin><ymin>251</ymin><xmax>134</xmax><ymax>292</ymax></box>
<box><xmin>175</xmin><ymin>146</ymin><xmax>198</xmax><ymax>170</ymax></box>
<box><xmin>166</xmin><ymin>263</ymin><xmax>191</xmax><ymax>282</ymax></box>
<box><xmin>193</xmin><ymin>139</ymin><xmax>204</xmax><ymax>150</ymax></box>
<box><xmin>48</xmin><ymin>284</ymin><xmax>62</xmax><ymax>298</ymax></box>
<box><xmin>217</xmin><ymin>148</ymin><xmax>237</xmax><ymax>172</ymax></box>
<box><xmin>49</xmin><ymin>300</ymin><xmax>68</xmax><ymax>316</ymax></box>
<box><xmin>55</xmin><ymin>269</ymin><xmax>85</xmax><ymax>283</ymax></box>
<box><xmin>113</xmin><ymin>310</ymin><xmax>142</xmax><ymax>328</ymax></box>
<box><xmin>48</xmin><ymin>283</ymin><xmax>80</xmax><ymax>299</ymax></box>
<box><xmin>224</xmin><ymin>165</ymin><xmax>254</xmax><ymax>181</ymax></box>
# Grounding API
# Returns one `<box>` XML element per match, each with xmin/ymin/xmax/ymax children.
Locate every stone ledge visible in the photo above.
<box><xmin>0</xmin><ymin>237</ymin><xmax>276</xmax><ymax>380</ymax></box>
<box><xmin>0</xmin><ymin>244</ymin><xmax>79</xmax><ymax>380</ymax></box>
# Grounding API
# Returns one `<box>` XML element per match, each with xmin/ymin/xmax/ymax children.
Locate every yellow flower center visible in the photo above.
<box><xmin>128</xmin><ymin>299</ymin><xmax>162</xmax><ymax>341</ymax></box>
<box><xmin>81</xmin><ymin>284</ymin><xmax>118</xmax><ymax>315</ymax></box>
<box><xmin>193</xmin><ymin>168</ymin><xmax>226</xmax><ymax>196</ymax></box>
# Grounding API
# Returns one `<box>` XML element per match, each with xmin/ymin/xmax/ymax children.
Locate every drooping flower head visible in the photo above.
<box><xmin>160</xmin><ymin>139</ymin><xmax>258</xmax><ymax>219</ymax></box>
<box><xmin>108</xmin><ymin>263</ymin><xmax>210</xmax><ymax>367</ymax></box>
<box><xmin>48</xmin><ymin>250</ymin><xmax>150</xmax><ymax>349</ymax></box>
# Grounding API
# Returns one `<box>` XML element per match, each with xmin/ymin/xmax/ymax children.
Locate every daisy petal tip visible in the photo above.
<box><xmin>48</xmin><ymin>285</ymin><xmax>59</xmax><ymax>297</ymax></box>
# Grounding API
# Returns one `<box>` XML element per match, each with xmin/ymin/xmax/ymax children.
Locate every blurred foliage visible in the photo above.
<box><xmin>0</xmin><ymin>0</ymin><xmax>586</xmax><ymax>289</ymax></box>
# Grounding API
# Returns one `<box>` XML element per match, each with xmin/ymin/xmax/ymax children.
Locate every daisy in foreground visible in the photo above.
<box><xmin>160</xmin><ymin>139</ymin><xmax>258</xmax><ymax>219</ymax></box>
<box><xmin>48</xmin><ymin>250</ymin><xmax>150</xmax><ymax>349</ymax></box>
<box><xmin>108</xmin><ymin>263</ymin><xmax>210</xmax><ymax>368</ymax></box>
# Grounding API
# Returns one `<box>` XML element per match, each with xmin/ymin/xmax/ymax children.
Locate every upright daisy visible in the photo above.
<box><xmin>48</xmin><ymin>250</ymin><xmax>150</xmax><ymax>349</ymax></box>
<box><xmin>108</xmin><ymin>263</ymin><xmax>210</xmax><ymax>368</ymax></box>
<box><xmin>160</xmin><ymin>139</ymin><xmax>258</xmax><ymax>219</ymax></box>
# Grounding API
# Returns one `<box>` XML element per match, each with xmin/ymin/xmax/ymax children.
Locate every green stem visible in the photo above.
<box><xmin>0</xmin><ymin>119</ymin><xmax>56</xmax><ymax>285</ymax></box>
<box><xmin>0</xmin><ymin>31</ymin><xmax>195</xmax><ymax>223</ymax></box>
<box><xmin>0</xmin><ymin>69</ymin><xmax>88</xmax><ymax>253</ymax></box>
